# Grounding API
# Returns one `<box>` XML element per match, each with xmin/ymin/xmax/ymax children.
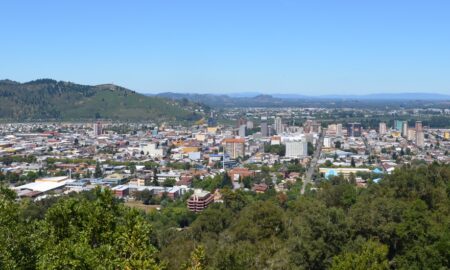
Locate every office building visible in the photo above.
<box><xmin>402</xmin><ymin>121</ymin><xmax>408</xmax><ymax>137</ymax></box>
<box><xmin>260</xmin><ymin>122</ymin><xmax>268</xmax><ymax>137</ymax></box>
<box><xmin>285</xmin><ymin>140</ymin><xmax>308</xmax><ymax>158</ymax></box>
<box><xmin>223</xmin><ymin>138</ymin><xmax>245</xmax><ymax>159</ymax></box>
<box><xmin>379</xmin><ymin>122</ymin><xmax>387</xmax><ymax>135</ymax></box>
<box><xmin>415</xmin><ymin>121</ymin><xmax>424</xmax><ymax>147</ymax></box>
<box><xmin>238</xmin><ymin>125</ymin><xmax>246</xmax><ymax>137</ymax></box>
<box><xmin>346</xmin><ymin>122</ymin><xmax>362</xmax><ymax>137</ymax></box>
<box><xmin>336</xmin><ymin>123</ymin><xmax>343</xmax><ymax>137</ymax></box>
<box><xmin>187</xmin><ymin>189</ymin><xmax>214</xmax><ymax>212</ymax></box>
<box><xmin>93</xmin><ymin>122</ymin><xmax>102</xmax><ymax>136</ymax></box>
<box><xmin>394</xmin><ymin>120</ymin><xmax>404</xmax><ymax>131</ymax></box>
<box><xmin>274</xmin><ymin>117</ymin><xmax>283</xmax><ymax>134</ymax></box>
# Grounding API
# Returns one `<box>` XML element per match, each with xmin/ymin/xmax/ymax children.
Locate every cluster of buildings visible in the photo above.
<box><xmin>1</xmin><ymin>106</ymin><xmax>449</xmax><ymax>212</ymax></box>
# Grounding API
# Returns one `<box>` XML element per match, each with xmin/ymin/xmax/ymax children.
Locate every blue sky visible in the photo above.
<box><xmin>1</xmin><ymin>0</ymin><xmax>450</xmax><ymax>95</ymax></box>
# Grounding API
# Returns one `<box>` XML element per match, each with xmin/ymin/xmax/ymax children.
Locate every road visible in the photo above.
<box><xmin>301</xmin><ymin>130</ymin><xmax>325</xmax><ymax>194</ymax></box>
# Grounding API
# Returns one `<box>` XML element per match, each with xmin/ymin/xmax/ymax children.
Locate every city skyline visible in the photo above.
<box><xmin>1</xmin><ymin>1</ymin><xmax>450</xmax><ymax>95</ymax></box>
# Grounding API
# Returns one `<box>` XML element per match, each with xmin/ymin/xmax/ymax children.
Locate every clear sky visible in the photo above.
<box><xmin>1</xmin><ymin>0</ymin><xmax>450</xmax><ymax>95</ymax></box>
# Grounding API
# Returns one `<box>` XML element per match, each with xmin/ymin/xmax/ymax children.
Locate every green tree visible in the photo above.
<box><xmin>331</xmin><ymin>240</ymin><xmax>389</xmax><ymax>270</ymax></box>
<box><xmin>94</xmin><ymin>162</ymin><xmax>102</xmax><ymax>178</ymax></box>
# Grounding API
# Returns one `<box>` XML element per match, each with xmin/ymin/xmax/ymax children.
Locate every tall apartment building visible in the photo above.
<box><xmin>93</xmin><ymin>121</ymin><xmax>102</xmax><ymax>136</ymax></box>
<box><xmin>260</xmin><ymin>122</ymin><xmax>268</xmax><ymax>137</ymax></box>
<box><xmin>379</xmin><ymin>122</ymin><xmax>387</xmax><ymax>135</ymax></box>
<box><xmin>415</xmin><ymin>121</ymin><xmax>424</xmax><ymax>147</ymax></box>
<box><xmin>274</xmin><ymin>117</ymin><xmax>283</xmax><ymax>134</ymax></box>
<box><xmin>223</xmin><ymin>138</ymin><xmax>245</xmax><ymax>159</ymax></box>
<box><xmin>402</xmin><ymin>121</ymin><xmax>408</xmax><ymax>137</ymax></box>
<box><xmin>238</xmin><ymin>125</ymin><xmax>246</xmax><ymax>137</ymax></box>
<box><xmin>336</xmin><ymin>123</ymin><xmax>343</xmax><ymax>137</ymax></box>
<box><xmin>346</xmin><ymin>122</ymin><xmax>362</xmax><ymax>137</ymax></box>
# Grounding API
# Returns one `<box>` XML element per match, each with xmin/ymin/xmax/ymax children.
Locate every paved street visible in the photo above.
<box><xmin>301</xmin><ymin>130</ymin><xmax>325</xmax><ymax>194</ymax></box>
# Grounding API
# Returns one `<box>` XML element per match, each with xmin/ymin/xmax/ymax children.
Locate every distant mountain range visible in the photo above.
<box><xmin>0</xmin><ymin>79</ymin><xmax>203</xmax><ymax>121</ymax></box>
<box><xmin>225</xmin><ymin>92</ymin><xmax>450</xmax><ymax>100</ymax></box>
<box><xmin>152</xmin><ymin>91</ymin><xmax>450</xmax><ymax>108</ymax></box>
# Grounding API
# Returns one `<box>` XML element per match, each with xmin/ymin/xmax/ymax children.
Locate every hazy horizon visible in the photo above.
<box><xmin>1</xmin><ymin>0</ymin><xmax>450</xmax><ymax>95</ymax></box>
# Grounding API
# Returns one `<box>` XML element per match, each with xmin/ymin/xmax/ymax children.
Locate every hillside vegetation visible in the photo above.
<box><xmin>0</xmin><ymin>79</ymin><xmax>202</xmax><ymax>122</ymax></box>
<box><xmin>0</xmin><ymin>163</ymin><xmax>448</xmax><ymax>269</ymax></box>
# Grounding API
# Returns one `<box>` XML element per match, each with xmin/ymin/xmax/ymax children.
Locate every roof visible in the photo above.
<box><xmin>223</xmin><ymin>138</ymin><xmax>245</xmax><ymax>143</ymax></box>
<box><xmin>14</xmin><ymin>180</ymin><xmax>74</xmax><ymax>193</ymax></box>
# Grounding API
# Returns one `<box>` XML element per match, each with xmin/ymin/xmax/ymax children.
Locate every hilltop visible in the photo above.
<box><xmin>0</xmin><ymin>79</ymin><xmax>203</xmax><ymax>122</ymax></box>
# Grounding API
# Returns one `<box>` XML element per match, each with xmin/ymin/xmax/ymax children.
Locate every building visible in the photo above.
<box><xmin>407</xmin><ymin>129</ymin><xmax>416</xmax><ymax>141</ymax></box>
<box><xmin>238</xmin><ymin>124</ymin><xmax>246</xmax><ymax>137</ymax></box>
<box><xmin>274</xmin><ymin>117</ymin><xmax>283</xmax><ymax>134</ymax></box>
<box><xmin>346</xmin><ymin>123</ymin><xmax>362</xmax><ymax>137</ymax></box>
<box><xmin>93</xmin><ymin>122</ymin><xmax>102</xmax><ymax>136</ymax></box>
<box><xmin>379</xmin><ymin>122</ymin><xmax>387</xmax><ymax>135</ymax></box>
<box><xmin>187</xmin><ymin>189</ymin><xmax>214</xmax><ymax>212</ymax></box>
<box><xmin>402</xmin><ymin>121</ymin><xmax>408</xmax><ymax>137</ymax></box>
<box><xmin>394</xmin><ymin>120</ymin><xmax>404</xmax><ymax>131</ymax></box>
<box><xmin>336</xmin><ymin>123</ymin><xmax>343</xmax><ymax>137</ymax></box>
<box><xmin>415</xmin><ymin>121</ymin><xmax>424</xmax><ymax>147</ymax></box>
<box><xmin>261</xmin><ymin>122</ymin><xmax>268</xmax><ymax>137</ymax></box>
<box><xmin>246</xmin><ymin>120</ymin><xmax>254</xmax><ymax>129</ymax></box>
<box><xmin>223</xmin><ymin>138</ymin><xmax>245</xmax><ymax>159</ymax></box>
<box><xmin>285</xmin><ymin>140</ymin><xmax>308</xmax><ymax>158</ymax></box>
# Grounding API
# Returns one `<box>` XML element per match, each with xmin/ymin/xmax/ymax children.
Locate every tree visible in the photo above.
<box><xmin>331</xmin><ymin>240</ymin><xmax>389</xmax><ymax>270</ymax></box>
<box><xmin>350</xmin><ymin>157</ymin><xmax>356</xmax><ymax>167</ymax></box>
<box><xmin>74</xmin><ymin>138</ymin><xmax>79</xmax><ymax>146</ymax></box>
<box><xmin>307</xmin><ymin>142</ymin><xmax>314</xmax><ymax>155</ymax></box>
<box><xmin>94</xmin><ymin>162</ymin><xmax>102</xmax><ymax>178</ymax></box>
<box><xmin>183</xmin><ymin>245</ymin><xmax>206</xmax><ymax>270</ymax></box>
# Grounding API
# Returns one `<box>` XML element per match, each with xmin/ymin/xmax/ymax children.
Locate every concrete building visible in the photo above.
<box><xmin>347</xmin><ymin>123</ymin><xmax>362</xmax><ymax>137</ymax></box>
<box><xmin>274</xmin><ymin>117</ymin><xmax>283</xmax><ymax>134</ymax></box>
<box><xmin>415</xmin><ymin>121</ymin><xmax>424</xmax><ymax>147</ymax></box>
<box><xmin>285</xmin><ymin>140</ymin><xmax>308</xmax><ymax>158</ymax></box>
<box><xmin>187</xmin><ymin>189</ymin><xmax>214</xmax><ymax>212</ymax></box>
<box><xmin>238</xmin><ymin>124</ymin><xmax>246</xmax><ymax>137</ymax></box>
<box><xmin>93</xmin><ymin>122</ymin><xmax>102</xmax><ymax>136</ymax></box>
<box><xmin>223</xmin><ymin>138</ymin><xmax>245</xmax><ymax>159</ymax></box>
<box><xmin>336</xmin><ymin>123</ymin><xmax>343</xmax><ymax>137</ymax></box>
<box><xmin>379</xmin><ymin>122</ymin><xmax>387</xmax><ymax>135</ymax></box>
<box><xmin>260</xmin><ymin>122</ymin><xmax>268</xmax><ymax>137</ymax></box>
<box><xmin>402</xmin><ymin>121</ymin><xmax>408</xmax><ymax>137</ymax></box>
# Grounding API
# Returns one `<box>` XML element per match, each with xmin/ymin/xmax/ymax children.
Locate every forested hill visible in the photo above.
<box><xmin>0</xmin><ymin>79</ymin><xmax>203</xmax><ymax>122</ymax></box>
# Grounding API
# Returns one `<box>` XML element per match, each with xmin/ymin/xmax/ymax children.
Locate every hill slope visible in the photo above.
<box><xmin>0</xmin><ymin>79</ymin><xmax>203</xmax><ymax>121</ymax></box>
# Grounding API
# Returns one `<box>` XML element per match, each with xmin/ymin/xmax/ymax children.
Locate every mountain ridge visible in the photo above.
<box><xmin>0</xmin><ymin>79</ymin><xmax>203</xmax><ymax>122</ymax></box>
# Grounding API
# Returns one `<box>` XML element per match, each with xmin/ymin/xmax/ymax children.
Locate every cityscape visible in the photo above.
<box><xmin>1</xmin><ymin>1</ymin><xmax>450</xmax><ymax>269</ymax></box>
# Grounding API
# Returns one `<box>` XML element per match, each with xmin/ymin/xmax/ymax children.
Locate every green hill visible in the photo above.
<box><xmin>0</xmin><ymin>79</ymin><xmax>203</xmax><ymax>122</ymax></box>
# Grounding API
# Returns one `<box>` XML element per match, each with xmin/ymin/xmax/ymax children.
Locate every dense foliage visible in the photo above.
<box><xmin>0</xmin><ymin>79</ymin><xmax>202</xmax><ymax>121</ymax></box>
<box><xmin>0</xmin><ymin>163</ymin><xmax>448</xmax><ymax>269</ymax></box>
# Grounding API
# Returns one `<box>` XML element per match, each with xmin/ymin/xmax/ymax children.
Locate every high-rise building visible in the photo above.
<box><xmin>246</xmin><ymin>120</ymin><xmax>254</xmax><ymax>129</ymax></box>
<box><xmin>394</xmin><ymin>120</ymin><xmax>404</xmax><ymax>131</ymax></box>
<box><xmin>223</xmin><ymin>138</ymin><xmax>245</xmax><ymax>159</ymax></box>
<box><xmin>336</xmin><ymin>123</ymin><xmax>343</xmax><ymax>137</ymax></box>
<box><xmin>346</xmin><ymin>123</ymin><xmax>362</xmax><ymax>137</ymax></box>
<box><xmin>379</xmin><ymin>122</ymin><xmax>387</xmax><ymax>135</ymax></box>
<box><xmin>274</xmin><ymin>117</ymin><xmax>283</xmax><ymax>134</ymax></box>
<box><xmin>236</xmin><ymin>117</ymin><xmax>246</xmax><ymax>128</ymax></box>
<box><xmin>415</xmin><ymin>121</ymin><xmax>424</xmax><ymax>147</ymax></box>
<box><xmin>238</xmin><ymin>125</ymin><xmax>246</xmax><ymax>137</ymax></box>
<box><xmin>407</xmin><ymin>129</ymin><xmax>416</xmax><ymax>141</ymax></box>
<box><xmin>285</xmin><ymin>140</ymin><xmax>308</xmax><ymax>158</ymax></box>
<box><xmin>260</xmin><ymin>122</ymin><xmax>268</xmax><ymax>137</ymax></box>
<box><xmin>402</xmin><ymin>121</ymin><xmax>408</xmax><ymax>137</ymax></box>
<box><xmin>93</xmin><ymin>122</ymin><xmax>102</xmax><ymax>136</ymax></box>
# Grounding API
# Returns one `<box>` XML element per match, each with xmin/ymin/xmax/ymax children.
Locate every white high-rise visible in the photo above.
<box><xmin>379</xmin><ymin>122</ymin><xmax>387</xmax><ymax>135</ymax></box>
<box><xmin>285</xmin><ymin>140</ymin><xmax>308</xmax><ymax>158</ymax></box>
<box><xmin>274</xmin><ymin>117</ymin><xmax>283</xmax><ymax>134</ymax></box>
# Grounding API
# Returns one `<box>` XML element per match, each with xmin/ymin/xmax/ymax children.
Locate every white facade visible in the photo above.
<box><xmin>285</xmin><ymin>140</ymin><xmax>308</xmax><ymax>158</ymax></box>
